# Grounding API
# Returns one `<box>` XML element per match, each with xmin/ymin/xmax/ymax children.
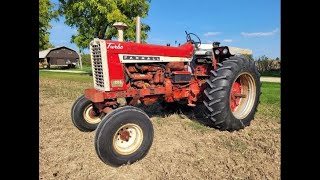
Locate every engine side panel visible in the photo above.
<box><xmin>107</xmin><ymin>52</ymin><xmax>127</xmax><ymax>91</ymax></box>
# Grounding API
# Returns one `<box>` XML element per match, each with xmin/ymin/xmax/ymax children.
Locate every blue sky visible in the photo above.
<box><xmin>49</xmin><ymin>0</ymin><xmax>280</xmax><ymax>58</ymax></box>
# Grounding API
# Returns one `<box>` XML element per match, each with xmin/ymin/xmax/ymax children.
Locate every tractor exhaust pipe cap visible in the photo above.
<box><xmin>113</xmin><ymin>22</ymin><xmax>128</xmax><ymax>42</ymax></box>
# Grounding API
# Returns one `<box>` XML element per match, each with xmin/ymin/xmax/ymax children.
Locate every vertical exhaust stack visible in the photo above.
<box><xmin>113</xmin><ymin>22</ymin><xmax>128</xmax><ymax>42</ymax></box>
<box><xmin>136</xmin><ymin>16</ymin><xmax>141</xmax><ymax>43</ymax></box>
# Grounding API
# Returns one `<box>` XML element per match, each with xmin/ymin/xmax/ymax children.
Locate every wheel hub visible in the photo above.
<box><xmin>230</xmin><ymin>81</ymin><xmax>242</xmax><ymax>111</ymax></box>
<box><xmin>229</xmin><ymin>73</ymin><xmax>257</xmax><ymax>119</ymax></box>
<box><xmin>83</xmin><ymin>105</ymin><xmax>102</xmax><ymax>124</ymax></box>
<box><xmin>119</xmin><ymin>130</ymin><xmax>130</xmax><ymax>141</ymax></box>
<box><xmin>113</xmin><ymin>123</ymin><xmax>143</xmax><ymax>155</ymax></box>
<box><xmin>88</xmin><ymin>109</ymin><xmax>98</xmax><ymax>119</ymax></box>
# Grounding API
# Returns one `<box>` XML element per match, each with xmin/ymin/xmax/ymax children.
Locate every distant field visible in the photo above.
<box><xmin>39</xmin><ymin>71</ymin><xmax>280</xmax><ymax>179</ymax></box>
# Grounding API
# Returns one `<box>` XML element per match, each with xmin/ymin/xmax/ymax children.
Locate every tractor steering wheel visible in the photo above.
<box><xmin>185</xmin><ymin>31</ymin><xmax>201</xmax><ymax>48</ymax></box>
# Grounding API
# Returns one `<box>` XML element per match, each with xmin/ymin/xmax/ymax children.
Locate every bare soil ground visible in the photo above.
<box><xmin>39</xmin><ymin>78</ymin><xmax>280</xmax><ymax>180</ymax></box>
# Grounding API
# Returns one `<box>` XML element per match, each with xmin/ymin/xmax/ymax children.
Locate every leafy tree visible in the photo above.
<box><xmin>255</xmin><ymin>55</ymin><xmax>275</xmax><ymax>72</ymax></box>
<box><xmin>39</xmin><ymin>0</ymin><xmax>57</xmax><ymax>50</ymax></box>
<box><xmin>58</xmin><ymin>0</ymin><xmax>151</xmax><ymax>50</ymax></box>
<box><xmin>81</xmin><ymin>54</ymin><xmax>91</xmax><ymax>66</ymax></box>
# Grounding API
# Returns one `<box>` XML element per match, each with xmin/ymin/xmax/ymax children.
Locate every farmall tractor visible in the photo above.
<box><xmin>71</xmin><ymin>31</ymin><xmax>260</xmax><ymax>167</ymax></box>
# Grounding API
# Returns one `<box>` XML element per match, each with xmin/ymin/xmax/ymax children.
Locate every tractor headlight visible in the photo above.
<box><xmin>222</xmin><ymin>48</ymin><xmax>228</xmax><ymax>54</ymax></box>
<box><xmin>214</xmin><ymin>49</ymin><xmax>220</xmax><ymax>55</ymax></box>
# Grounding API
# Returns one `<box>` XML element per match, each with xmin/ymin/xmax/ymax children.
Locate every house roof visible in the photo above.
<box><xmin>39</xmin><ymin>46</ymin><xmax>78</xmax><ymax>58</ymax></box>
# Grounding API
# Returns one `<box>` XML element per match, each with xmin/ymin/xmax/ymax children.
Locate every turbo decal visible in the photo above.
<box><xmin>106</xmin><ymin>42</ymin><xmax>123</xmax><ymax>49</ymax></box>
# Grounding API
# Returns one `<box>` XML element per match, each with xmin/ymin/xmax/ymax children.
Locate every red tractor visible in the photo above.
<box><xmin>71</xmin><ymin>31</ymin><xmax>260</xmax><ymax>167</ymax></box>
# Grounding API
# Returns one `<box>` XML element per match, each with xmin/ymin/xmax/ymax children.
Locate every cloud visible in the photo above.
<box><xmin>223</xmin><ymin>39</ymin><xmax>233</xmax><ymax>42</ymax></box>
<box><xmin>241</xmin><ymin>28</ymin><xmax>278</xmax><ymax>37</ymax></box>
<box><xmin>204</xmin><ymin>32</ymin><xmax>221</xmax><ymax>36</ymax></box>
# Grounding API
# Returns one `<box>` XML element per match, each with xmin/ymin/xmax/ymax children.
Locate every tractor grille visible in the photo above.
<box><xmin>91</xmin><ymin>43</ymin><xmax>104</xmax><ymax>89</ymax></box>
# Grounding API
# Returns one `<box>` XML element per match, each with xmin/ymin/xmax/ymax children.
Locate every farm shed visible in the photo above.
<box><xmin>39</xmin><ymin>46</ymin><xmax>80</xmax><ymax>68</ymax></box>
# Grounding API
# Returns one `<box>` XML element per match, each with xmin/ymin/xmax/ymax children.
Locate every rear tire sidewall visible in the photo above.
<box><xmin>95</xmin><ymin>107</ymin><xmax>153</xmax><ymax>167</ymax></box>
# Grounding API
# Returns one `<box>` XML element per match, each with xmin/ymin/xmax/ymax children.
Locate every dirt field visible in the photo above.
<box><xmin>39</xmin><ymin>77</ymin><xmax>280</xmax><ymax>179</ymax></box>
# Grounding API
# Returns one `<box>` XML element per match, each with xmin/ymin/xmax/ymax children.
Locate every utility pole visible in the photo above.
<box><xmin>78</xmin><ymin>48</ymin><xmax>82</xmax><ymax>70</ymax></box>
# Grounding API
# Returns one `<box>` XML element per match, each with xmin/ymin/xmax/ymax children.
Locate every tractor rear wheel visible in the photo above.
<box><xmin>95</xmin><ymin>106</ymin><xmax>154</xmax><ymax>167</ymax></box>
<box><xmin>71</xmin><ymin>95</ymin><xmax>105</xmax><ymax>132</ymax></box>
<box><xmin>203</xmin><ymin>56</ymin><xmax>261</xmax><ymax>131</ymax></box>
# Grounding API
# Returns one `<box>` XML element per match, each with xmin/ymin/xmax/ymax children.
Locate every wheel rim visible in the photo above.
<box><xmin>230</xmin><ymin>72</ymin><xmax>256</xmax><ymax>119</ymax></box>
<box><xmin>83</xmin><ymin>104</ymin><xmax>102</xmax><ymax>124</ymax></box>
<box><xmin>113</xmin><ymin>123</ymin><xmax>144</xmax><ymax>155</ymax></box>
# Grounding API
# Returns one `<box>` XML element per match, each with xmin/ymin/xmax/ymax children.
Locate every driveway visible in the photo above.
<box><xmin>260</xmin><ymin>77</ymin><xmax>280</xmax><ymax>83</ymax></box>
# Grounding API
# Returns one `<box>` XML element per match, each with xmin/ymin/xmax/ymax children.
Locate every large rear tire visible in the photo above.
<box><xmin>203</xmin><ymin>56</ymin><xmax>261</xmax><ymax>131</ymax></box>
<box><xmin>95</xmin><ymin>106</ymin><xmax>154</xmax><ymax>167</ymax></box>
<box><xmin>71</xmin><ymin>95</ymin><xmax>104</xmax><ymax>132</ymax></box>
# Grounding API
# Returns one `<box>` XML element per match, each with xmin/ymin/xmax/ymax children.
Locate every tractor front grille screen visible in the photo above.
<box><xmin>91</xmin><ymin>44</ymin><xmax>104</xmax><ymax>89</ymax></box>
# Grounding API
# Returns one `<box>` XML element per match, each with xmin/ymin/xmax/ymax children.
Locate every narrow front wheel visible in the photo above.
<box><xmin>95</xmin><ymin>106</ymin><xmax>154</xmax><ymax>167</ymax></box>
<box><xmin>71</xmin><ymin>95</ymin><xmax>104</xmax><ymax>132</ymax></box>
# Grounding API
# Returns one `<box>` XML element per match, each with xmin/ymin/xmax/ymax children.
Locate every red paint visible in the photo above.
<box><xmin>212</xmin><ymin>54</ymin><xmax>217</xmax><ymax>70</ymax></box>
<box><xmin>165</xmin><ymin>62</ymin><xmax>185</xmax><ymax>72</ymax></box>
<box><xmin>194</xmin><ymin>65</ymin><xmax>209</xmax><ymax>76</ymax></box>
<box><xmin>105</xmin><ymin>40</ymin><xmax>194</xmax><ymax>57</ymax></box>
<box><xmin>107</xmin><ymin>52</ymin><xmax>126</xmax><ymax>91</ymax></box>
<box><xmin>104</xmin><ymin>40</ymin><xmax>194</xmax><ymax>92</ymax></box>
<box><xmin>141</xmin><ymin>65</ymin><xmax>163</xmax><ymax>72</ymax></box>
<box><xmin>230</xmin><ymin>81</ymin><xmax>242</xmax><ymax>111</ymax></box>
<box><xmin>140</xmin><ymin>96</ymin><xmax>158</xmax><ymax>106</ymax></box>
<box><xmin>131</xmin><ymin>73</ymin><xmax>153</xmax><ymax>80</ymax></box>
<box><xmin>153</xmin><ymin>70</ymin><xmax>164</xmax><ymax>84</ymax></box>
<box><xmin>172</xmin><ymin>71</ymin><xmax>191</xmax><ymax>75</ymax></box>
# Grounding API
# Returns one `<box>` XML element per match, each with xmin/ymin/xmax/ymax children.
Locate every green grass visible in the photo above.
<box><xmin>186</xmin><ymin>121</ymin><xmax>210</xmax><ymax>133</ymax></box>
<box><xmin>257</xmin><ymin>82</ymin><xmax>281</xmax><ymax>121</ymax></box>
<box><xmin>260</xmin><ymin>70</ymin><xmax>281</xmax><ymax>77</ymax></box>
<box><xmin>39</xmin><ymin>71</ymin><xmax>92</xmax><ymax>100</ymax></box>
<box><xmin>74</xmin><ymin>65</ymin><xmax>92</xmax><ymax>72</ymax></box>
<box><xmin>39</xmin><ymin>71</ymin><xmax>92</xmax><ymax>83</ymax></box>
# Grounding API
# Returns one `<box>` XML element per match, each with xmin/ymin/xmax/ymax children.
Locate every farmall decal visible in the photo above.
<box><xmin>123</xmin><ymin>56</ymin><xmax>161</xmax><ymax>61</ymax></box>
<box><xmin>106</xmin><ymin>42</ymin><xmax>123</xmax><ymax>49</ymax></box>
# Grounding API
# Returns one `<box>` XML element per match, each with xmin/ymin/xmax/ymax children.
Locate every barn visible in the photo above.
<box><xmin>39</xmin><ymin>46</ymin><xmax>80</xmax><ymax>68</ymax></box>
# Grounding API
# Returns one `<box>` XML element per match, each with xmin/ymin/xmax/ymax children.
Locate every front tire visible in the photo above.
<box><xmin>95</xmin><ymin>106</ymin><xmax>154</xmax><ymax>167</ymax></box>
<box><xmin>71</xmin><ymin>95</ymin><xmax>104</xmax><ymax>132</ymax></box>
<box><xmin>203</xmin><ymin>56</ymin><xmax>261</xmax><ymax>131</ymax></box>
